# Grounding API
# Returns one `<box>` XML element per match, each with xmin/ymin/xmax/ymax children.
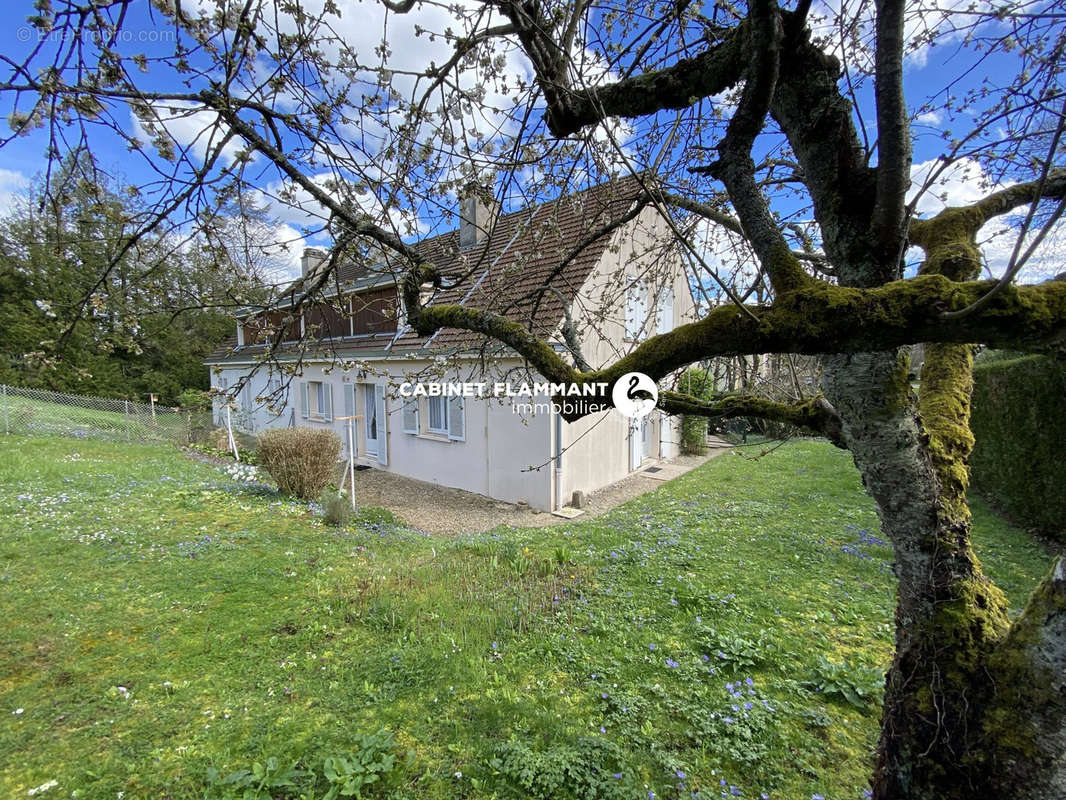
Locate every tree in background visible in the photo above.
<box><xmin>2</xmin><ymin>1</ymin><xmax>1065</xmax><ymax>796</ymax></box>
<box><xmin>0</xmin><ymin>157</ymin><xmax>267</xmax><ymax>403</ymax></box>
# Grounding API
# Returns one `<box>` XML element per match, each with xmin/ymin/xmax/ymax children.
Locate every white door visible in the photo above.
<box><xmin>362</xmin><ymin>384</ymin><xmax>378</xmax><ymax>456</ymax></box>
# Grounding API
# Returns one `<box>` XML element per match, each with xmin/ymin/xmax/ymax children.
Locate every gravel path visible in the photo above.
<box><xmin>347</xmin><ymin>438</ymin><xmax>734</xmax><ymax>535</ymax></box>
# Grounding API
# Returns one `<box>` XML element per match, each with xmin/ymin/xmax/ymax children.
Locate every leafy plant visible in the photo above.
<box><xmin>322</xmin><ymin>490</ymin><xmax>353</xmax><ymax>527</ymax></box>
<box><xmin>489</xmin><ymin>737</ymin><xmax>633</xmax><ymax>799</ymax></box>
<box><xmin>205</xmin><ymin>756</ymin><xmax>310</xmax><ymax>799</ymax></box>
<box><xmin>698</xmin><ymin>627</ymin><xmax>770</xmax><ymax>672</ymax></box>
<box><xmin>803</xmin><ymin>656</ymin><xmax>884</xmax><ymax>709</ymax></box>
<box><xmin>320</xmin><ymin>730</ymin><xmax>410</xmax><ymax>799</ymax></box>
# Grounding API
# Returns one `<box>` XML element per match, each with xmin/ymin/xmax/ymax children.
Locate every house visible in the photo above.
<box><xmin>204</xmin><ymin>176</ymin><xmax>696</xmax><ymax>511</ymax></box>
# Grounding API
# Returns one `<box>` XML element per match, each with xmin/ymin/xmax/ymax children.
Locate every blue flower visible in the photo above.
<box><xmin>649</xmin><ymin>643</ymin><xmax>656</xmax><ymax>650</ymax></box>
<box><xmin>666</xmin><ymin>658</ymin><xmax>679</xmax><ymax>668</ymax></box>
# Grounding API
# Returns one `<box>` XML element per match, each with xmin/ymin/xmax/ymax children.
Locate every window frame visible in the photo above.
<box><xmin>426</xmin><ymin>394</ymin><xmax>449</xmax><ymax>435</ymax></box>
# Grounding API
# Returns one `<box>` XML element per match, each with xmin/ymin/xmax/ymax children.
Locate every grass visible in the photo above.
<box><xmin>1</xmin><ymin>393</ymin><xmax>193</xmax><ymax>443</ymax></box>
<box><xmin>0</xmin><ymin>436</ymin><xmax>1053</xmax><ymax>800</ymax></box>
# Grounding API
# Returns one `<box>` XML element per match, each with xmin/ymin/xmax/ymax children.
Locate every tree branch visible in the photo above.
<box><xmin>870</xmin><ymin>0</ymin><xmax>911</xmax><ymax>262</ymax></box>
<box><xmin>497</xmin><ymin>0</ymin><xmax>748</xmax><ymax>137</ymax></box>
<box><xmin>659</xmin><ymin>389</ymin><xmax>845</xmax><ymax>447</ymax></box>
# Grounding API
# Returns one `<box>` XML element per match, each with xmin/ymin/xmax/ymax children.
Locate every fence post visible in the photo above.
<box><xmin>2</xmin><ymin>384</ymin><xmax>7</xmax><ymax>435</ymax></box>
<box><xmin>124</xmin><ymin>399</ymin><xmax>131</xmax><ymax>441</ymax></box>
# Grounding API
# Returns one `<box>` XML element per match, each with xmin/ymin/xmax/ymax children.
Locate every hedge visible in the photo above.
<box><xmin>969</xmin><ymin>354</ymin><xmax>1066</xmax><ymax>540</ymax></box>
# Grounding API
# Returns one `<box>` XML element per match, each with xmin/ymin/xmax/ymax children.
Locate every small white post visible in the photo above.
<box><xmin>124</xmin><ymin>399</ymin><xmax>131</xmax><ymax>441</ymax></box>
<box><xmin>149</xmin><ymin>393</ymin><xmax>157</xmax><ymax>420</ymax></box>
<box><xmin>2</xmin><ymin>384</ymin><xmax>7</xmax><ymax>435</ymax></box>
<box><xmin>225</xmin><ymin>405</ymin><xmax>240</xmax><ymax>462</ymax></box>
<box><xmin>347</xmin><ymin>416</ymin><xmax>356</xmax><ymax>510</ymax></box>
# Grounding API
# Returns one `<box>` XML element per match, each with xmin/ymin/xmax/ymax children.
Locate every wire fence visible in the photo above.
<box><xmin>0</xmin><ymin>383</ymin><xmax>213</xmax><ymax>445</ymax></box>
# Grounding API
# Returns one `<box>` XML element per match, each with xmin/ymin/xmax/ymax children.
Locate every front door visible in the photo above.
<box><xmin>641</xmin><ymin>416</ymin><xmax>652</xmax><ymax>460</ymax></box>
<box><xmin>362</xmin><ymin>384</ymin><xmax>378</xmax><ymax>456</ymax></box>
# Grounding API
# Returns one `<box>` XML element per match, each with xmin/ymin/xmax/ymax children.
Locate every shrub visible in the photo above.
<box><xmin>970</xmin><ymin>353</ymin><xmax>1066</xmax><ymax>540</ymax></box>
<box><xmin>322</xmin><ymin>490</ymin><xmax>352</xmax><ymax>527</ymax></box>
<box><xmin>678</xmin><ymin>368</ymin><xmax>713</xmax><ymax>455</ymax></box>
<box><xmin>257</xmin><ymin>427</ymin><xmax>341</xmax><ymax>499</ymax></box>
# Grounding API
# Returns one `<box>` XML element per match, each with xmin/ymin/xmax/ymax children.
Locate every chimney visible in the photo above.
<box><xmin>459</xmin><ymin>183</ymin><xmax>498</xmax><ymax>248</ymax></box>
<box><xmin>300</xmin><ymin>247</ymin><xmax>327</xmax><ymax>278</ymax></box>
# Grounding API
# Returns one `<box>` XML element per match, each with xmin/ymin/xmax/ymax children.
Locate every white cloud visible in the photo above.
<box><xmin>129</xmin><ymin>100</ymin><xmax>249</xmax><ymax>165</ymax></box>
<box><xmin>0</xmin><ymin>167</ymin><xmax>29</xmax><ymax>215</ymax></box>
<box><xmin>915</xmin><ymin>110</ymin><xmax>942</xmax><ymax>127</ymax></box>
<box><xmin>908</xmin><ymin>157</ymin><xmax>1066</xmax><ymax>283</ymax></box>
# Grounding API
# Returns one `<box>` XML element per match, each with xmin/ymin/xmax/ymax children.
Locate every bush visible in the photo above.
<box><xmin>257</xmin><ymin>427</ymin><xmax>341</xmax><ymax>499</ymax></box>
<box><xmin>678</xmin><ymin>368</ymin><xmax>714</xmax><ymax>455</ymax></box>
<box><xmin>321</xmin><ymin>490</ymin><xmax>352</xmax><ymax>527</ymax></box>
<box><xmin>970</xmin><ymin>354</ymin><xmax>1066</xmax><ymax>540</ymax></box>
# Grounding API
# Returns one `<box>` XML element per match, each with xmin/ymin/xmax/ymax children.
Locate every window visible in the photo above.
<box><xmin>655</xmin><ymin>287</ymin><xmax>674</xmax><ymax>334</ymax></box>
<box><xmin>448</xmin><ymin>396</ymin><xmax>465</xmax><ymax>441</ymax></box>
<box><xmin>301</xmin><ymin>380</ymin><xmax>333</xmax><ymax>421</ymax></box>
<box><xmin>402</xmin><ymin>397</ymin><xmax>418</xmax><ymax>433</ymax></box>
<box><xmin>363</xmin><ymin>384</ymin><xmax>378</xmax><ymax>443</ymax></box>
<box><xmin>427</xmin><ymin>395</ymin><xmax>448</xmax><ymax>434</ymax></box>
<box><xmin>625</xmin><ymin>276</ymin><xmax>647</xmax><ymax>341</ymax></box>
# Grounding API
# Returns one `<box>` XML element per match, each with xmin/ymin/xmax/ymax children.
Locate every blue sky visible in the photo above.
<box><xmin>0</xmin><ymin>1</ymin><xmax>1061</xmax><ymax>283</ymax></box>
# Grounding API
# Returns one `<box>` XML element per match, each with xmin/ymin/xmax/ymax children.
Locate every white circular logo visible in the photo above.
<box><xmin>611</xmin><ymin>372</ymin><xmax>658</xmax><ymax>419</ymax></box>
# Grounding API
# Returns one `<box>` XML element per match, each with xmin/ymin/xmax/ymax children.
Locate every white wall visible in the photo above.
<box><xmin>209</xmin><ymin>359</ymin><xmax>553</xmax><ymax>510</ymax></box>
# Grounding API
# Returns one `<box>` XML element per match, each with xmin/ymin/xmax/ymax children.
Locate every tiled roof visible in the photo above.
<box><xmin>206</xmin><ymin>174</ymin><xmax>646</xmax><ymax>364</ymax></box>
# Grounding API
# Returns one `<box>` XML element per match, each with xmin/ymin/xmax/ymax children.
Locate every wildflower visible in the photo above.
<box><xmin>649</xmin><ymin>643</ymin><xmax>656</xmax><ymax>650</ymax></box>
<box><xmin>666</xmin><ymin>658</ymin><xmax>679</xmax><ymax>668</ymax></box>
<box><xmin>454</xmin><ymin>771</ymin><xmax>462</xmax><ymax>779</ymax></box>
<box><xmin>27</xmin><ymin>780</ymin><xmax>58</xmax><ymax>796</ymax></box>
<box><xmin>745</xmin><ymin>677</ymin><xmax>754</xmax><ymax>686</ymax></box>
<box><xmin>13</xmin><ymin>708</ymin><xmax>23</xmax><ymax>715</ymax></box>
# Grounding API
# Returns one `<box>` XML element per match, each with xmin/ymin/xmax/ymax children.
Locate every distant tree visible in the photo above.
<box><xmin>0</xmin><ymin>158</ymin><xmax>250</xmax><ymax>403</ymax></box>
<box><xmin>2</xmin><ymin>2</ymin><xmax>1064</xmax><ymax>796</ymax></box>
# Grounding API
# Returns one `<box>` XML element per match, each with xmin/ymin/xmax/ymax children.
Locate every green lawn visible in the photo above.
<box><xmin>1</xmin><ymin>393</ymin><xmax>194</xmax><ymax>442</ymax></box>
<box><xmin>0</xmin><ymin>436</ymin><xmax>1052</xmax><ymax>800</ymax></box>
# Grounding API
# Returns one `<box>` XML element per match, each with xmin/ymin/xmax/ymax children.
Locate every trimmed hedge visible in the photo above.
<box><xmin>258</xmin><ymin>427</ymin><xmax>342</xmax><ymax>499</ymax></box>
<box><xmin>969</xmin><ymin>354</ymin><xmax>1066</xmax><ymax>540</ymax></box>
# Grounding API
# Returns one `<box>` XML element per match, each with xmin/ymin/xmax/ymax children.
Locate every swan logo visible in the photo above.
<box><xmin>611</xmin><ymin>372</ymin><xmax>658</xmax><ymax>419</ymax></box>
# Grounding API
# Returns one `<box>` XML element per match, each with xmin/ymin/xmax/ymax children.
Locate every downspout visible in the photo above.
<box><xmin>554</xmin><ymin>410</ymin><xmax>563</xmax><ymax>511</ymax></box>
